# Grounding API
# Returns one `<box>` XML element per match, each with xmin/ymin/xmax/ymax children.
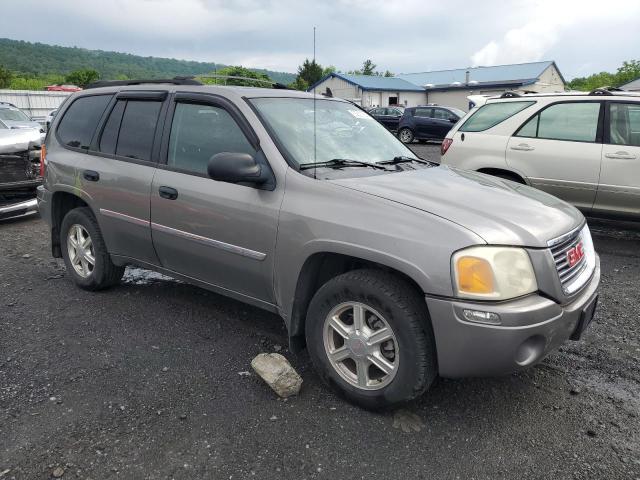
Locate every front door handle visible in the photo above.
<box><xmin>158</xmin><ymin>186</ymin><xmax>178</xmax><ymax>200</ymax></box>
<box><xmin>605</xmin><ymin>151</ymin><xmax>637</xmax><ymax>160</ymax></box>
<box><xmin>510</xmin><ymin>143</ymin><xmax>535</xmax><ymax>151</ymax></box>
<box><xmin>83</xmin><ymin>170</ymin><xmax>100</xmax><ymax>182</ymax></box>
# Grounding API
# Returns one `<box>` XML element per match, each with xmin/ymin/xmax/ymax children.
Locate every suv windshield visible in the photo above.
<box><xmin>0</xmin><ymin>107</ymin><xmax>31</xmax><ymax>122</ymax></box>
<box><xmin>249</xmin><ymin>97</ymin><xmax>417</xmax><ymax>167</ymax></box>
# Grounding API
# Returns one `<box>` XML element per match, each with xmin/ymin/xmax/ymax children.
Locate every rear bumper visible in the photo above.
<box><xmin>426</xmin><ymin>255</ymin><xmax>600</xmax><ymax>378</ymax></box>
<box><xmin>0</xmin><ymin>198</ymin><xmax>38</xmax><ymax>220</ymax></box>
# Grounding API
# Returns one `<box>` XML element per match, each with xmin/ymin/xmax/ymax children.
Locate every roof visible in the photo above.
<box><xmin>620</xmin><ymin>77</ymin><xmax>640</xmax><ymax>91</ymax></box>
<box><xmin>308</xmin><ymin>72</ymin><xmax>426</xmax><ymax>93</ymax></box>
<box><xmin>396</xmin><ymin>61</ymin><xmax>565</xmax><ymax>91</ymax></box>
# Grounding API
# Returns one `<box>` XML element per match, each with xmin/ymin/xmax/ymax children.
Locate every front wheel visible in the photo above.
<box><xmin>398</xmin><ymin>128</ymin><xmax>414</xmax><ymax>144</ymax></box>
<box><xmin>305</xmin><ymin>269</ymin><xmax>437</xmax><ymax>409</ymax></box>
<box><xmin>60</xmin><ymin>207</ymin><xmax>124</xmax><ymax>291</ymax></box>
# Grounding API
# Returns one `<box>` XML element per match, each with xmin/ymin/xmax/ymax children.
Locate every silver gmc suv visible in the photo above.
<box><xmin>37</xmin><ymin>78</ymin><xmax>600</xmax><ymax>408</ymax></box>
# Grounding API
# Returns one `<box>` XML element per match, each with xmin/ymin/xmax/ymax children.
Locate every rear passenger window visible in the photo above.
<box><xmin>414</xmin><ymin>108</ymin><xmax>432</xmax><ymax>118</ymax></box>
<box><xmin>57</xmin><ymin>95</ymin><xmax>112</xmax><ymax>149</ymax></box>
<box><xmin>115</xmin><ymin>101</ymin><xmax>162</xmax><ymax>161</ymax></box>
<box><xmin>516</xmin><ymin>102</ymin><xmax>600</xmax><ymax>142</ymax></box>
<box><xmin>608</xmin><ymin>103</ymin><xmax>640</xmax><ymax>147</ymax></box>
<box><xmin>168</xmin><ymin>103</ymin><xmax>255</xmax><ymax>176</ymax></box>
<box><xmin>99</xmin><ymin>100</ymin><xmax>125</xmax><ymax>154</ymax></box>
<box><xmin>460</xmin><ymin>101</ymin><xmax>534</xmax><ymax>132</ymax></box>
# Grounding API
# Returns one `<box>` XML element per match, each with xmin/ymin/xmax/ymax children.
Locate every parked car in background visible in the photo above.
<box><xmin>398</xmin><ymin>105</ymin><xmax>465</xmax><ymax>144</ymax></box>
<box><xmin>38</xmin><ymin>78</ymin><xmax>599</xmax><ymax>409</ymax></box>
<box><xmin>0</xmin><ymin>120</ymin><xmax>42</xmax><ymax>220</ymax></box>
<box><xmin>0</xmin><ymin>102</ymin><xmax>46</xmax><ymax>143</ymax></box>
<box><xmin>369</xmin><ymin>106</ymin><xmax>404</xmax><ymax>132</ymax></box>
<box><xmin>441</xmin><ymin>88</ymin><xmax>640</xmax><ymax>219</ymax></box>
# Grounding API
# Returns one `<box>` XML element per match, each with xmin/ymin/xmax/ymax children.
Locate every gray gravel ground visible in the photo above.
<box><xmin>1</xmin><ymin>201</ymin><xmax>639</xmax><ymax>478</ymax></box>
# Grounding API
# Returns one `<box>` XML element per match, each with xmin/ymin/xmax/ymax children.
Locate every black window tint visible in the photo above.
<box><xmin>168</xmin><ymin>103</ymin><xmax>255</xmax><ymax>175</ymax></box>
<box><xmin>57</xmin><ymin>95</ymin><xmax>112</xmax><ymax>148</ymax></box>
<box><xmin>115</xmin><ymin>101</ymin><xmax>161</xmax><ymax>161</ymax></box>
<box><xmin>99</xmin><ymin>100</ymin><xmax>126</xmax><ymax>154</ymax></box>
<box><xmin>414</xmin><ymin>108</ymin><xmax>432</xmax><ymax>118</ymax></box>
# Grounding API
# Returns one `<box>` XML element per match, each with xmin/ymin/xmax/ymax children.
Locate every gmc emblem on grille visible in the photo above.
<box><xmin>566</xmin><ymin>242</ymin><xmax>585</xmax><ymax>268</ymax></box>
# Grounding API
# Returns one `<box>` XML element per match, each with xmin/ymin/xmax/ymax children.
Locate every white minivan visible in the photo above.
<box><xmin>441</xmin><ymin>88</ymin><xmax>640</xmax><ymax>219</ymax></box>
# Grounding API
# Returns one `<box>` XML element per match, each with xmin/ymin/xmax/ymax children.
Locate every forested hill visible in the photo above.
<box><xmin>0</xmin><ymin>38</ymin><xmax>295</xmax><ymax>84</ymax></box>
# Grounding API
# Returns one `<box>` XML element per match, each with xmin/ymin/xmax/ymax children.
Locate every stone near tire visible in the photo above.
<box><xmin>305</xmin><ymin>269</ymin><xmax>437</xmax><ymax>409</ymax></box>
<box><xmin>60</xmin><ymin>207</ymin><xmax>124</xmax><ymax>291</ymax></box>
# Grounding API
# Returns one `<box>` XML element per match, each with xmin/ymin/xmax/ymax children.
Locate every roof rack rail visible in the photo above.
<box><xmin>500</xmin><ymin>91</ymin><xmax>521</xmax><ymax>98</ymax></box>
<box><xmin>85</xmin><ymin>76</ymin><xmax>203</xmax><ymax>89</ymax></box>
<box><xmin>197</xmin><ymin>74</ymin><xmax>292</xmax><ymax>90</ymax></box>
<box><xmin>589</xmin><ymin>86</ymin><xmax>624</xmax><ymax>96</ymax></box>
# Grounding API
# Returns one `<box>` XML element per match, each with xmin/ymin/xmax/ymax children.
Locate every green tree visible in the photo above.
<box><xmin>0</xmin><ymin>65</ymin><xmax>13</xmax><ymax>88</ymax></box>
<box><xmin>616</xmin><ymin>60</ymin><xmax>640</xmax><ymax>86</ymax></box>
<box><xmin>198</xmin><ymin>65</ymin><xmax>272</xmax><ymax>87</ymax></box>
<box><xmin>65</xmin><ymin>69</ymin><xmax>100</xmax><ymax>87</ymax></box>
<box><xmin>568</xmin><ymin>59</ymin><xmax>640</xmax><ymax>91</ymax></box>
<box><xmin>361</xmin><ymin>59</ymin><xmax>376</xmax><ymax>76</ymax></box>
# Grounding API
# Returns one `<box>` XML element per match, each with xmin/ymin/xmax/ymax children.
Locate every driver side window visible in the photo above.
<box><xmin>168</xmin><ymin>103</ymin><xmax>255</xmax><ymax>175</ymax></box>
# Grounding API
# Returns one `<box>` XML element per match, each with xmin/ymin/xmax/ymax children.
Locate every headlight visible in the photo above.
<box><xmin>452</xmin><ymin>246</ymin><xmax>538</xmax><ymax>300</ymax></box>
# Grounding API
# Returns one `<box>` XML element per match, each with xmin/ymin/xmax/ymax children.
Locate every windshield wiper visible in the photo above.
<box><xmin>299</xmin><ymin>158</ymin><xmax>391</xmax><ymax>171</ymax></box>
<box><xmin>377</xmin><ymin>155</ymin><xmax>432</xmax><ymax>165</ymax></box>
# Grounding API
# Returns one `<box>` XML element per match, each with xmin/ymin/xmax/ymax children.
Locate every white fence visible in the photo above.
<box><xmin>0</xmin><ymin>90</ymin><xmax>72</xmax><ymax>124</ymax></box>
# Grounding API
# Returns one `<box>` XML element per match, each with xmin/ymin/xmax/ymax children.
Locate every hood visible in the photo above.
<box><xmin>0</xmin><ymin>128</ymin><xmax>41</xmax><ymax>154</ymax></box>
<box><xmin>4</xmin><ymin>120</ymin><xmax>43</xmax><ymax>131</ymax></box>
<box><xmin>330</xmin><ymin>165</ymin><xmax>583</xmax><ymax>248</ymax></box>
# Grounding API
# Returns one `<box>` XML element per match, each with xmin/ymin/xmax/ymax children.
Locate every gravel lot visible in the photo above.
<box><xmin>1</xmin><ymin>185</ymin><xmax>639</xmax><ymax>478</ymax></box>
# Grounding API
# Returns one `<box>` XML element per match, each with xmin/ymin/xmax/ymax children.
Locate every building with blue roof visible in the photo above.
<box><xmin>309</xmin><ymin>61</ymin><xmax>565</xmax><ymax>111</ymax></box>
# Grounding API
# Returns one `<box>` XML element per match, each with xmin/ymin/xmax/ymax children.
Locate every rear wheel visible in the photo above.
<box><xmin>306</xmin><ymin>269</ymin><xmax>437</xmax><ymax>409</ymax></box>
<box><xmin>60</xmin><ymin>207</ymin><xmax>124</xmax><ymax>290</ymax></box>
<box><xmin>399</xmin><ymin>128</ymin><xmax>414</xmax><ymax>144</ymax></box>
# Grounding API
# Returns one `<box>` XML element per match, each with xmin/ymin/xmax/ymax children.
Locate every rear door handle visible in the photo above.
<box><xmin>605</xmin><ymin>151</ymin><xmax>637</xmax><ymax>160</ymax></box>
<box><xmin>158</xmin><ymin>186</ymin><xmax>178</xmax><ymax>200</ymax></box>
<box><xmin>83</xmin><ymin>170</ymin><xmax>100</xmax><ymax>182</ymax></box>
<box><xmin>510</xmin><ymin>143</ymin><xmax>535</xmax><ymax>151</ymax></box>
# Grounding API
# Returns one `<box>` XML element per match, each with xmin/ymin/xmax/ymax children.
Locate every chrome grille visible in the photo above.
<box><xmin>548</xmin><ymin>225</ymin><xmax>594</xmax><ymax>294</ymax></box>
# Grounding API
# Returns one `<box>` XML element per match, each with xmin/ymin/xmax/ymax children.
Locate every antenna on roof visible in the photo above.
<box><xmin>313</xmin><ymin>26</ymin><xmax>317</xmax><ymax>180</ymax></box>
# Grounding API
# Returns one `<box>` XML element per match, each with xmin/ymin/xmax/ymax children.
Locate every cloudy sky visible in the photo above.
<box><xmin>2</xmin><ymin>0</ymin><xmax>639</xmax><ymax>79</ymax></box>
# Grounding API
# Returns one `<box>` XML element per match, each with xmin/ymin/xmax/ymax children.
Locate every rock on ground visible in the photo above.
<box><xmin>251</xmin><ymin>353</ymin><xmax>302</xmax><ymax>398</ymax></box>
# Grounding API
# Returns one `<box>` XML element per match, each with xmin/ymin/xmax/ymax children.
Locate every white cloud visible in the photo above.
<box><xmin>470</xmin><ymin>0</ymin><xmax>640</xmax><ymax>67</ymax></box>
<box><xmin>471</xmin><ymin>21</ymin><xmax>559</xmax><ymax>66</ymax></box>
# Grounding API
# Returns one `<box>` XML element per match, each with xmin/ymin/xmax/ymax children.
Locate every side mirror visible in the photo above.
<box><xmin>449</xmin><ymin>117</ymin><xmax>458</xmax><ymax>123</ymax></box>
<box><xmin>207</xmin><ymin>152</ymin><xmax>269</xmax><ymax>186</ymax></box>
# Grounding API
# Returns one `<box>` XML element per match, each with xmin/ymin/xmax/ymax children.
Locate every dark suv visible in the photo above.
<box><xmin>398</xmin><ymin>105</ymin><xmax>465</xmax><ymax>144</ymax></box>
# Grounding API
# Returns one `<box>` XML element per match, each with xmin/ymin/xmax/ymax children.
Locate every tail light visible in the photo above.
<box><xmin>441</xmin><ymin>138</ymin><xmax>453</xmax><ymax>156</ymax></box>
<box><xmin>39</xmin><ymin>145</ymin><xmax>46</xmax><ymax>177</ymax></box>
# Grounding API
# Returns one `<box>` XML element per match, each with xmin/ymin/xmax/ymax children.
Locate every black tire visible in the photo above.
<box><xmin>60</xmin><ymin>207</ymin><xmax>124</xmax><ymax>291</ymax></box>
<box><xmin>398</xmin><ymin>128</ymin><xmax>414</xmax><ymax>144</ymax></box>
<box><xmin>305</xmin><ymin>269</ymin><xmax>437</xmax><ymax>409</ymax></box>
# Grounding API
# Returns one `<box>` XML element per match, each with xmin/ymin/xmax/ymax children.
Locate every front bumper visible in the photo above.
<box><xmin>0</xmin><ymin>198</ymin><xmax>38</xmax><ymax>220</ymax></box>
<box><xmin>426</xmin><ymin>255</ymin><xmax>600</xmax><ymax>378</ymax></box>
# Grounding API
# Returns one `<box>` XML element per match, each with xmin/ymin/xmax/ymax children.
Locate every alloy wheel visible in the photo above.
<box><xmin>323</xmin><ymin>302</ymin><xmax>399</xmax><ymax>390</ymax></box>
<box><xmin>67</xmin><ymin>224</ymin><xmax>95</xmax><ymax>278</ymax></box>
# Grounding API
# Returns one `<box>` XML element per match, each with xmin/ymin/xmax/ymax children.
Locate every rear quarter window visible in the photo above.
<box><xmin>459</xmin><ymin>101</ymin><xmax>535</xmax><ymax>132</ymax></box>
<box><xmin>56</xmin><ymin>95</ymin><xmax>112</xmax><ymax>149</ymax></box>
